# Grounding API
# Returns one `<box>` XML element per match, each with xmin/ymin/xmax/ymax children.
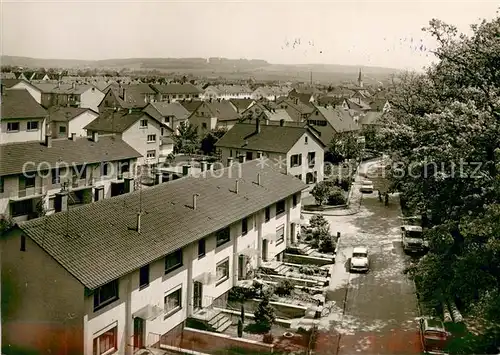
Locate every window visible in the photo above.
<box><xmin>265</xmin><ymin>207</ymin><xmax>270</xmax><ymax>222</ymax></box>
<box><xmin>147</xmin><ymin>134</ymin><xmax>156</xmax><ymax>143</ymax></box>
<box><xmin>293</xmin><ymin>194</ymin><xmax>298</xmax><ymax>207</ymax></box>
<box><xmin>165</xmin><ymin>249</ymin><xmax>183</xmax><ymax>274</ymax></box>
<box><xmin>276</xmin><ymin>199</ymin><xmax>285</xmax><ymax>215</ymax></box>
<box><xmin>0</xmin><ymin>176</ymin><xmax>3</xmax><ymax>193</ymax></box>
<box><xmin>242</xmin><ymin>218</ymin><xmax>248</xmax><ymax>235</ymax></box>
<box><xmin>230</xmin><ymin>150</ymin><xmax>233</xmax><ymax>157</ymax></box>
<box><xmin>24</xmin><ymin>176</ymin><xmax>36</xmax><ymax>189</ymax></box>
<box><xmin>93</xmin><ymin>280</ymin><xmax>119</xmax><ymax>311</ymax></box>
<box><xmin>73</xmin><ymin>165</ymin><xmax>86</xmax><ymax>180</ymax></box>
<box><xmin>295</xmin><ymin>174</ymin><xmax>302</xmax><ymax>181</ymax></box>
<box><xmin>140</xmin><ymin>119</ymin><xmax>148</xmax><ymax>128</ymax></box>
<box><xmin>51</xmin><ymin>168</ymin><xmax>60</xmax><ymax>184</ymax></box>
<box><xmin>147</xmin><ymin>150</ymin><xmax>156</xmax><ymax>159</ymax></box>
<box><xmin>7</xmin><ymin>122</ymin><xmax>19</xmax><ymax>132</ymax></box>
<box><xmin>27</xmin><ymin>121</ymin><xmax>39</xmax><ymax>131</ymax></box>
<box><xmin>120</xmin><ymin>160</ymin><xmax>129</xmax><ymax>174</ymax></box>
<box><xmin>139</xmin><ymin>264</ymin><xmax>149</xmax><ymax>289</ymax></box>
<box><xmin>308</xmin><ymin>152</ymin><xmax>316</xmax><ymax>167</ymax></box>
<box><xmin>198</xmin><ymin>238</ymin><xmax>206</xmax><ymax>258</ymax></box>
<box><xmin>102</xmin><ymin>163</ymin><xmax>109</xmax><ymax>176</ymax></box>
<box><xmin>305</xmin><ymin>136</ymin><xmax>308</xmax><ymax>144</ymax></box>
<box><xmin>164</xmin><ymin>288</ymin><xmax>182</xmax><ymax>316</ymax></box>
<box><xmin>246</xmin><ymin>151</ymin><xmax>253</xmax><ymax>161</ymax></box>
<box><xmin>20</xmin><ymin>235</ymin><xmax>26</xmax><ymax>252</ymax></box>
<box><xmin>216</xmin><ymin>227</ymin><xmax>230</xmax><ymax>247</ymax></box>
<box><xmin>93</xmin><ymin>326</ymin><xmax>117</xmax><ymax>355</ymax></box>
<box><xmin>276</xmin><ymin>225</ymin><xmax>285</xmax><ymax>245</ymax></box>
<box><xmin>59</xmin><ymin>125</ymin><xmax>67</xmax><ymax>134</ymax></box>
<box><xmin>164</xmin><ymin>117</ymin><xmax>170</xmax><ymax>124</ymax></box>
<box><xmin>216</xmin><ymin>258</ymin><xmax>229</xmax><ymax>285</ymax></box>
<box><xmin>48</xmin><ymin>196</ymin><xmax>55</xmax><ymax>210</ymax></box>
<box><xmin>202</xmin><ymin>122</ymin><xmax>207</xmax><ymax>129</ymax></box>
<box><xmin>290</xmin><ymin>154</ymin><xmax>302</xmax><ymax>167</ymax></box>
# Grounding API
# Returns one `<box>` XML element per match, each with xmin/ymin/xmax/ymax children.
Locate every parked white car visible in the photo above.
<box><xmin>350</xmin><ymin>246</ymin><xmax>370</xmax><ymax>272</ymax></box>
<box><xmin>359</xmin><ymin>180</ymin><xmax>374</xmax><ymax>193</ymax></box>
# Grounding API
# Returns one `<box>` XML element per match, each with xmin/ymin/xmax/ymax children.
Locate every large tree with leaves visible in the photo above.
<box><xmin>381</xmin><ymin>15</ymin><xmax>500</xmax><ymax>346</ymax></box>
<box><xmin>172</xmin><ymin>122</ymin><xmax>200</xmax><ymax>154</ymax></box>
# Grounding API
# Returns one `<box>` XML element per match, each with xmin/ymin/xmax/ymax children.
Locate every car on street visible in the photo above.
<box><xmin>401</xmin><ymin>225</ymin><xmax>427</xmax><ymax>254</ymax></box>
<box><xmin>419</xmin><ymin>317</ymin><xmax>450</xmax><ymax>354</ymax></box>
<box><xmin>350</xmin><ymin>246</ymin><xmax>369</xmax><ymax>272</ymax></box>
<box><xmin>359</xmin><ymin>180</ymin><xmax>374</xmax><ymax>193</ymax></box>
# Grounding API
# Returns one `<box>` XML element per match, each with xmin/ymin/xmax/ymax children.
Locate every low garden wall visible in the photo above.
<box><xmin>171</xmin><ymin>327</ymin><xmax>274</xmax><ymax>354</ymax></box>
<box><xmin>227</xmin><ymin>298</ymin><xmax>307</xmax><ymax>319</ymax></box>
<box><xmin>284</xmin><ymin>253</ymin><xmax>334</xmax><ymax>266</ymax></box>
<box><xmin>262</xmin><ymin>273</ymin><xmax>322</xmax><ymax>287</ymax></box>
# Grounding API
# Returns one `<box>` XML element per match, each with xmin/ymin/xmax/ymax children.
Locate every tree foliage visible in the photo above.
<box><xmin>326</xmin><ymin>132</ymin><xmax>362</xmax><ymax>163</ymax></box>
<box><xmin>173</xmin><ymin>122</ymin><xmax>200</xmax><ymax>154</ymax></box>
<box><xmin>381</xmin><ymin>15</ymin><xmax>500</xmax><ymax>338</ymax></box>
<box><xmin>200</xmin><ymin>128</ymin><xmax>227</xmax><ymax>155</ymax></box>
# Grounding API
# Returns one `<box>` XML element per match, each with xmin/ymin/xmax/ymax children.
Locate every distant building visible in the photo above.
<box><xmin>143</xmin><ymin>101</ymin><xmax>191</xmax><ymax>134</ymax></box>
<box><xmin>33</xmin><ymin>82</ymin><xmax>105</xmax><ymax>112</ymax></box>
<box><xmin>0</xmin><ymin>89</ymin><xmax>48</xmax><ymax>144</ymax></box>
<box><xmin>47</xmin><ymin>107</ymin><xmax>99</xmax><ymax>139</ymax></box>
<box><xmin>203</xmin><ymin>85</ymin><xmax>253</xmax><ymax>100</ymax></box>
<box><xmin>1</xmin><ymin>79</ymin><xmax>43</xmax><ymax>104</ymax></box>
<box><xmin>150</xmin><ymin>83</ymin><xmax>203</xmax><ymax>102</ymax></box>
<box><xmin>307</xmin><ymin>105</ymin><xmax>360</xmax><ymax>146</ymax></box>
<box><xmin>188</xmin><ymin>100</ymin><xmax>240</xmax><ymax>132</ymax></box>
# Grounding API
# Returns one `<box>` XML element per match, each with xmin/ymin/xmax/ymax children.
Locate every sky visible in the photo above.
<box><xmin>1</xmin><ymin>0</ymin><xmax>498</xmax><ymax>70</ymax></box>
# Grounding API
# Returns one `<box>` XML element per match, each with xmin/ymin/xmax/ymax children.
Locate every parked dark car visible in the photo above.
<box><xmin>419</xmin><ymin>317</ymin><xmax>450</xmax><ymax>354</ymax></box>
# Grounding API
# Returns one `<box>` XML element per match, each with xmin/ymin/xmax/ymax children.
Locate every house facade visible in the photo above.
<box><xmin>216</xmin><ymin>122</ymin><xmax>325</xmax><ymax>184</ymax></box>
<box><xmin>0</xmin><ymin>134</ymin><xmax>141</xmax><ymax>221</ymax></box>
<box><xmin>1</xmin><ymin>161</ymin><xmax>305</xmax><ymax>355</ymax></box>
<box><xmin>0</xmin><ymin>89</ymin><xmax>48</xmax><ymax>144</ymax></box>
<box><xmin>34</xmin><ymin>83</ymin><xmax>105</xmax><ymax>112</ymax></box>
<box><xmin>203</xmin><ymin>85</ymin><xmax>253</xmax><ymax>101</ymax></box>
<box><xmin>47</xmin><ymin>107</ymin><xmax>99</xmax><ymax>139</ymax></box>
<box><xmin>150</xmin><ymin>84</ymin><xmax>203</xmax><ymax>102</ymax></box>
<box><xmin>188</xmin><ymin>101</ymin><xmax>240</xmax><ymax>133</ymax></box>
<box><xmin>85</xmin><ymin>111</ymin><xmax>165</xmax><ymax>166</ymax></box>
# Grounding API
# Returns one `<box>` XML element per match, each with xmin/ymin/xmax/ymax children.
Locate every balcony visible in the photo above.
<box><xmin>9</xmin><ymin>186</ymin><xmax>45</xmax><ymax>201</ymax></box>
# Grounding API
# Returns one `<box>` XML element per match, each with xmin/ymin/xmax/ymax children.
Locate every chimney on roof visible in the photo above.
<box><xmin>124</xmin><ymin>176</ymin><xmax>135</xmax><ymax>193</ymax></box>
<box><xmin>45</xmin><ymin>134</ymin><xmax>52</xmax><ymax>148</ymax></box>
<box><xmin>280</xmin><ymin>119</ymin><xmax>285</xmax><ymax>127</ymax></box>
<box><xmin>70</xmin><ymin>133</ymin><xmax>76</xmax><ymax>140</ymax></box>
<box><xmin>227</xmin><ymin>157</ymin><xmax>234</xmax><ymax>167</ymax></box>
<box><xmin>136</xmin><ymin>212</ymin><xmax>142</xmax><ymax>233</ymax></box>
<box><xmin>72</xmin><ymin>82</ymin><xmax>76</xmax><ymax>89</ymax></box>
<box><xmin>92</xmin><ymin>131</ymin><xmax>99</xmax><ymax>142</ymax></box>
<box><xmin>238</xmin><ymin>155</ymin><xmax>246</xmax><ymax>164</ymax></box>
<box><xmin>182</xmin><ymin>165</ymin><xmax>191</xmax><ymax>176</ymax></box>
<box><xmin>200</xmin><ymin>160</ymin><xmax>208</xmax><ymax>172</ymax></box>
<box><xmin>257</xmin><ymin>173</ymin><xmax>261</xmax><ymax>186</ymax></box>
<box><xmin>234</xmin><ymin>179</ymin><xmax>239</xmax><ymax>194</ymax></box>
<box><xmin>255</xmin><ymin>115</ymin><xmax>261</xmax><ymax>134</ymax></box>
<box><xmin>55</xmin><ymin>191</ymin><xmax>68</xmax><ymax>212</ymax></box>
<box><xmin>193</xmin><ymin>193</ymin><xmax>200</xmax><ymax>209</ymax></box>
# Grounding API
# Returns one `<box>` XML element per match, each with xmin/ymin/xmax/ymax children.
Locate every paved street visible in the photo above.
<box><xmin>303</xmin><ymin>161</ymin><xmax>421</xmax><ymax>354</ymax></box>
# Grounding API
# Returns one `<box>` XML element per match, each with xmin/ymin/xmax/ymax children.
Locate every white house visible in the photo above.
<box><xmin>47</xmin><ymin>107</ymin><xmax>99</xmax><ymax>139</ymax></box>
<box><xmin>33</xmin><ymin>82</ymin><xmax>105</xmax><ymax>112</ymax></box>
<box><xmin>1</xmin><ymin>160</ymin><xmax>306</xmax><ymax>355</ymax></box>
<box><xmin>1</xmin><ymin>79</ymin><xmax>43</xmax><ymax>104</ymax></box>
<box><xmin>85</xmin><ymin>110</ymin><xmax>167</xmax><ymax>166</ymax></box>
<box><xmin>215</xmin><ymin>121</ymin><xmax>326</xmax><ymax>184</ymax></box>
<box><xmin>0</xmin><ymin>134</ymin><xmax>141</xmax><ymax>221</ymax></box>
<box><xmin>0</xmin><ymin>89</ymin><xmax>48</xmax><ymax>144</ymax></box>
<box><xmin>203</xmin><ymin>85</ymin><xmax>253</xmax><ymax>101</ymax></box>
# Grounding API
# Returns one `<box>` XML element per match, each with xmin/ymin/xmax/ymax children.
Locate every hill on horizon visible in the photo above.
<box><xmin>1</xmin><ymin>55</ymin><xmax>400</xmax><ymax>84</ymax></box>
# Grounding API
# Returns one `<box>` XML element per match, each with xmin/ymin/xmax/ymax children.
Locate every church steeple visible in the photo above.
<box><xmin>358</xmin><ymin>68</ymin><xmax>363</xmax><ymax>88</ymax></box>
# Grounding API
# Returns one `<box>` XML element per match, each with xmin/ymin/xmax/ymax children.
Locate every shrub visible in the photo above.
<box><xmin>253</xmin><ymin>297</ymin><xmax>276</xmax><ymax>333</ymax></box>
<box><xmin>319</xmin><ymin>235</ymin><xmax>336</xmax><ymax>253</ymax></box>
<box><xmin>309</xmin><ymin>215</ymin><xmax>329</xmax><ymax>229</ymax></box>
<box><xmin>310</xmin><ymin>181</ymin><xmax>332</xmax><ymax>206</ymax></box>
<box><xmin>275</xmin><ymin>279</ymin><xmax>294</xmax><ymax>297</ymax></box>
<box><xmin>299</xmin><ymin>266</ymin><xmax>316</xmax><ymax>276</ymax></box>
<box><xmin>228</xmin><ymin>286</ymin><xmax>256</xmax><ymax>303</ymax></box>
<box><xmin>327</xmin><ymin>186</ymin><xmax>347</xmax><ymax>206</ymax></box>
<box><xmin>332</xmin><ymin>177</ymin><xmax>351</xmax><ymax>191</ymax></box>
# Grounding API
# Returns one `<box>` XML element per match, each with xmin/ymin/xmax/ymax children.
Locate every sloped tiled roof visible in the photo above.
<box><xmin>197</xmin><ymin>101</ymin><xmax>240</xmax><ymax>122</ymax></box>
<box><xmin>179</xmin><ymin>100</ymin><xmax>203</xmax><ymax>113</ymax></box>
<box><xmin>216</xmin><ymin>123</ymin><xmax>312</xmax><ymax>153</ymax></box>
<box><xmin>32</xmin><ymin>82</ymin><xmax>97</xmax><ymax>95</ymax></box>
<box><xmin>266</xmin><ymin>109</ymin><xmax>294</xmax><ymax>122</ymax></box>
<box><xmin>1</xmin><ymin>89</ymin><xmax>48</xmax><ymax>119</ymax></box>
<box><xmin>147</xmin><ymin>101</ymin><xmax>190</xmax><ymax>120</ymax></box>
<box><xmin>151</xmin><ymin>83</ymin><xmax>202</xmax><ymax>95</ymax></box>
<box><xmin>345</xmin><ymin>98</ymin><xmax>371</xmax><ymax>111</ymax></box>
<box><xmin>0</xmin><ymin>135</ymin><xmax>142</xmax><ymax>177</ymax></box>
<box><xmin>276</xmin><ymin>97</ymin><xmax>314</xmax><ymax>115</ymax></box>
<box><xmin>316</xmin><ymin>106</ymin><xmax>359</xmax><ymax>133</ymax></box>
<box><xmin>18</xmin><ymin>160</ymin><xmax>306</xmax><ymax>289</ymax></box>
<box><xmin>48</xmin><ymin>106</ymin><xmax>97</xmax><ymax>122</ymax></box>
<box><xmin>359</xmin><ymin>111</ymin><xmax>383</xmax><ymax>126</ymax></box>
<box><xmin>0</xmin><ymin>73</ymin><xmax>16</xmax><ymax>80</ymax></box>
<box><xmin>103</xmin><ymin>88</ymin><xmax>148</xmax><ymax>109</ymax></box>
<box><xmin>229</xmin><ymin>98</ymin><xmax>254</xmax><ymax>112</ymax></box>
<box><xmin>207</xmin><ymin>85</ymin><xmax>253</xmax><ymax>95</ymax></box>
<box><xmin>84</xmin><ymin>111</ymin><xmax>149</xmax><ymax>133</ymax></box>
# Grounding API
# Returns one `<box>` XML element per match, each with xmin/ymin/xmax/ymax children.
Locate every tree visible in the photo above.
<box><xmin>326</xmin><ymin>133</ymin><xmax>362</xmax><ymax>163</ymax></box>
<box><xmin>380</xmin><ymin>14</ymin><xmax>500</xmax><ymax>346</ymax></box>
<box><xmin>253</xmin><ymin>297</ymin><xmax>276</xmax><ymax>333</ymax></box>
<box><xmin>200</xmin><ymin>128</ymin><xmax>227</xmax><ymax>155</ymax></box>
<box><xmin>173</xmin><ymin>122</ymin><xmax>200</xmax><ymax>154</ymax></box>
<box><xmin>309</xmin><ymin>215</ymin><xmax>329</xmax><ymax>229</ymax></box>
<box><xmin>310</xmin><ymin>181</ymin><xmax>331</xmax><ymax>206</ymax></box>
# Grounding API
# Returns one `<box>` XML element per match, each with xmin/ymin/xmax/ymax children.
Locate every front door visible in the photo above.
<box><xmin>193</xmin><ymin>281</ymin><xmax>203</xmax><ymax>310</ymax></box>
<box><xmin>133</xmin><ymin>317</ymin><xmax>145</xmax><ymax>350</ymax></box>
<box><xmin>262</xmin><ymin>239</ymin><xmax>268</xmax><ymax>262</ymax></box>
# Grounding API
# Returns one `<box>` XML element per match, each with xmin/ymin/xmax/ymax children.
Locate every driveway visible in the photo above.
<box><xmin>302</xmin><ymin>161</ymin><xmax>422</xmax><ymax>354</ymax></box>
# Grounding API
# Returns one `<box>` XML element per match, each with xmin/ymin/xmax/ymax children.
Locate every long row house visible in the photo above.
<box><xmin>1</xmin><ymin>160</ymin><xmax>305</xmax><ymax>355</ymax></box>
